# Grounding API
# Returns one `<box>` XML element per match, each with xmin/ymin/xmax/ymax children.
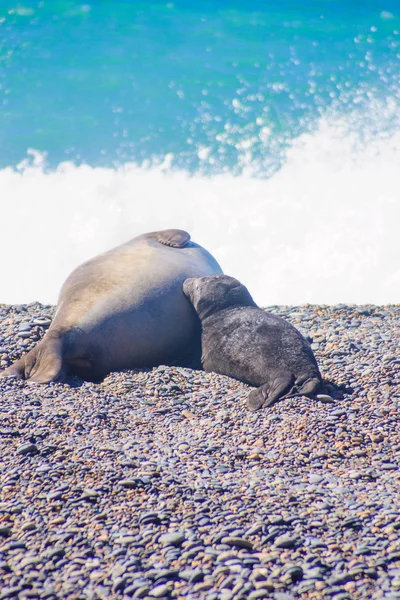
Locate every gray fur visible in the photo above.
<box><xmin>183</xmin><ymin>275</ymin><xmax>322</xmax><ymax>411</ymax></box>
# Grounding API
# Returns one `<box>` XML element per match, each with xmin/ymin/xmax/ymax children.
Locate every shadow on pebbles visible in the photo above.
<box><xmin>0</xmin><ymin>302</ymin><xmax>400</xmax><ymax>600</ymax></box>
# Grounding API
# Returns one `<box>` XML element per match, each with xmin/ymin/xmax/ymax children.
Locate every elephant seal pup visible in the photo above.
<box><xmin>1</xmin><ymin>229</ymin><xmax>222</xmax><ymax>383</ymax></box>
<box><xmin>183</xmin><ymin>274</ymin><xmax>321</xmax><ymax>411</ymax></box>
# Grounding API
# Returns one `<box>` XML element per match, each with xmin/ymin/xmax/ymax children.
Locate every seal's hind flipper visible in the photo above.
<box><xmin>154</xmin><ymin>229</ymin><xmax>190</xmax><ymax>248</ymax></box>
<box><xmin>296</xmin><ymin>376</ymin><xmax>321</xmax><ymax>397</ymax></box>
<box><xmin>246</xmin><ymin>371</ymin><xmax>294</xmax><ymax>411</ymax></box>
<box><xmin>1</xmin><ymin>336</ymin><xmax>66</xmax><ymax>384</ymax></box>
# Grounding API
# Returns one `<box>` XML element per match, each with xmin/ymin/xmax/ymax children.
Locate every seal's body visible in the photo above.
<box><xmin>1</xmin><ymin>230</ymin><xmax>222</xmax><ymax>383</ymax></box>
<box><xmin>183</xmin><ymin>275</ymin><xmax>321</xmax><ymax>410</ymax></box>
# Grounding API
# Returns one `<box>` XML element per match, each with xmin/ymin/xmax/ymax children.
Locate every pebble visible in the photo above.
<box><xmin>248</xmin><ymin>590</ymin><xmax>272</xmax><ymax>599</ymax></box>
<box><xmin>274</xmin><ymin>534</ymin><xmax>299</xmax><ymax>549</ymax></box>
<box><xmin>119</xmin><ymin>479</ymin><xmax>138</xmax><ymax>489</ymax></box>
<box><xmin>221</xmin><ymin>537</ymin><xmax>253</xmax><ymax>550</ymax></box>
<box><xmin>309</xmin><ymin>474</ymin><xmax>323</xmax><ymax>484</ymax></box>
<box><xmin>0</xmin><ymin>301</ymin><xmax>399</xmax><ymax>599</ymax></box>
<box><xmin>159</xmin><ymin>532</ymin><xmax>185</xmax><ymax>546</ymax></box>
<box><xmin>148</xmin><ymin>584</ymin><xmax>170</xmax><ymax>597</ymax></box>
<box><xmin>316</xmin><ymin>394</ymin><xmax>335</xmax><ymax>404</ymax></box>
<box><xmin>15</xmin><ymin>443</ymin><xmax>39</xmax><ymax>456</ymax></box>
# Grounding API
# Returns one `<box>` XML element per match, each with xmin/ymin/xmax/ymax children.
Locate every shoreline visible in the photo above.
<box><xmin>0</xmin><ymin>302</ymin><xmax>399</xmax><ymax>599</ymax></box>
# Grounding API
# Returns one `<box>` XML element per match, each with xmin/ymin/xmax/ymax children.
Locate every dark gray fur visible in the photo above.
<box><xmin>183</xmin><ymin>275</ymin><xmax>322</xmax><ymax>411</ymax></box>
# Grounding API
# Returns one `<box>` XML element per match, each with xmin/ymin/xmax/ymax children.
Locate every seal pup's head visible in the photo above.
<box><xmin>183</xmin><ymin>274</ymin><xmax>257</xmax><ymax>320</ymax></box>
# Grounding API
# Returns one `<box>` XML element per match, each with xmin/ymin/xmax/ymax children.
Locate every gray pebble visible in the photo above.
<box><xmin>16</xmin><ymin>443</ymin><xmax>39</xmax><ymax>456</ymax></box>
<box><xmin>221</xmin><ymin>537</ymin><xmax>253</xmax><ymax>550</ymax></box>
<box><xmin>274</xmin><ymin>534</ymin><xmax>299</xmax><ymax>549</ymax></box>
<box><xmin>148</xmin><ymin>584</ymin><xmax>170</xmax><ymax>597</ymax></box>
<box><xmin>159</xmin><ymin>532</ymin><xmax>185</xmax><ymax>546</ymax></box>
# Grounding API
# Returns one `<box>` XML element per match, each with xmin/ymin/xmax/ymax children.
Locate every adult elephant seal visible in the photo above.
<box><xmin>183</xmin><ymin>274</ymin><xmax>322</xmax><ymax>411</ymax></box>
<box><xmin>1</xmin><ymin>229</ymin><xmax>222</xmax><ymax>383</ymax></box>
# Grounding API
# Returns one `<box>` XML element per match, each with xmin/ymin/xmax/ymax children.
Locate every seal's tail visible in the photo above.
<box><xmin>0</xmin><ymin>335</ymin><xmax>66</xmax><ymax>383</ymax></box>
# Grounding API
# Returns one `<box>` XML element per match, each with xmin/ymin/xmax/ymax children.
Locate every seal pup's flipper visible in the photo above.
<box><xmin>0</xmin><ymin>336</ymin><xmax>66</xmax><ymax>384</ymax></box>
<box><xmin>246</xmin><ymin>371</ymin><xmax>295</xmax><ymax>411</ymax></box>
<box><xmin>295</xmin><ymin>376</ymin><xmax>321</xmax><ymax>397</ymax></box>
<box><xmin>154</xmin><ymin>229</ymin><xmax>190</xmax><ymax>248</ymax></box>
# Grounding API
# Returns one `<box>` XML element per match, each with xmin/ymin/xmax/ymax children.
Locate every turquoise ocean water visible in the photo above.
<box><xmin>0</xmin><ymin>1</ymin><xmax>399</xmax><ymax>304</ymax></box>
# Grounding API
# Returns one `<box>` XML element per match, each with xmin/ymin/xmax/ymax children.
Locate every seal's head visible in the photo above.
<box><xmin>183</xmin><ymin>274</ymin><xmax>257</xmax><ymax>320</ymax></box>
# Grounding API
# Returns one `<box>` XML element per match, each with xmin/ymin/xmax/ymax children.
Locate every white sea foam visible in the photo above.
<box><xmin>1</xmin><ymin>114</ymin><xmax>399</xmax><ymax>306</ymax></box>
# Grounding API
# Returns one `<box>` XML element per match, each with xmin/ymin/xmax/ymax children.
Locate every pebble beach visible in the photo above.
<box><xmin>0</xmin><ymin>302</ymin><xmax>399</xmax><ymax>600</ymax></box>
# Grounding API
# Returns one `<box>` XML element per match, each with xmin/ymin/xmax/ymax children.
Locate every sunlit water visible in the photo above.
<box><xmin>1</xmin><ymin>1</ymin><xmax>399</xmax><ymax>304</ymax></box>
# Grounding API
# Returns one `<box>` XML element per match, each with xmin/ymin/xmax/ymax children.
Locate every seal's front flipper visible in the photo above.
<box><xmin>154</xmin><ymin>229</ymin><xmax>190</xmax><ymax>248</ymax></box>
<box><xmin>246</xmin><ymin>371</ymin><xmax>294</xmax><ymax>411</ymax></box>
<box><xmin>1</xmin><ymin>336</ymin><xmax>66</xmax><ymax>384</ymax></box>
<box><xmin>0</xmin><ymin>357</ymin><xmax>26</xmax><ymax>380</ymax></box>
<box><xmin>296</xmin><ymin>376</ymin><xmax>321</xmax><ymax>397</ymax></box>
<box><xmin>25</xmin><ymin>336</ymin><xmax>66</xmax><ymax>383</ymax></box>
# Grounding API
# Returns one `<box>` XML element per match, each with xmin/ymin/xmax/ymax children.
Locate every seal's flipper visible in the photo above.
<box><xmin>0</xmin><ymin>357</ymin><xmax>26</xmax><ymax>380</ymax></box>
<box><xmin>246</xmin><ymin>371</ymin><xmax>294</xmax><ymax>411</ymax></box>
<box><xmin>154</xmin><ymin>229</ymin><xmax>190</xmax><ymax>248</ymax></box>
<box><xmin>296</xmin><ymin>376</ymin><xmax>321</xmax><ymax>397</ymax></box>
<box><xmin>25</xmin><ymin>337</ymin><xmax>66</xmax><ymax>383</ymax></box>
<box><xmin>1</xmin><ymin>336</ymin><xmax>66</xmax><ymax>384</ymax></box>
